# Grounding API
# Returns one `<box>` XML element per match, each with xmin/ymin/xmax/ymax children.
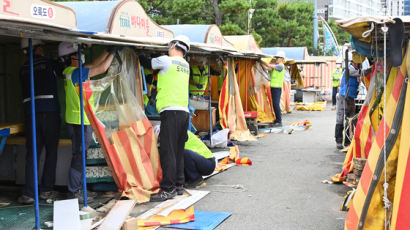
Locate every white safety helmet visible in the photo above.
<box><xmin>58</xmin><ymin>42</ymin><xmax>78</xmax><ymax>57</ymax></box>
<box><xmin>169</xmin><ymin>35</ymin><xmax>190</xmax><ymax>53</ymax></box>
<box><xmin>274</xmin><ymin>50</ymin><xmax>286</xmax><ymax>59</ymax></box>
<box><xmin>21</xmin><ymin>38</ymin><xmax>43</xmax><ymax>49</ymax></box>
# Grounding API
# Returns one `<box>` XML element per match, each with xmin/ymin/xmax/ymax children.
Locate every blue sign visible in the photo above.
<box><xmin>323</xmin><ymin>24</ymin><xmax>339</xmax><ymax>56</ymax></box>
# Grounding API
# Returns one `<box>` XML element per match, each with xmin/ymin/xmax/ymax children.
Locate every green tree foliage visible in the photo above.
<box><xmin>252</xmin><ymin>0</ymin><xmax>314</xmax><ymax>50</ymax></box>
<box><xmin>327</xmin><ymin>19</ymin><xmax>350</xmax><ymax>45</ymax></box>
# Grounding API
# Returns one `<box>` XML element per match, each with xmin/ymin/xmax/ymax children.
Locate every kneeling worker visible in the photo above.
<box><xmin>184</xmin><ymin>131</ymin><xmax>216</xmax><ymax>188</ymax></box>
<box><xmin>154</xmin><ymin>126</ymin><xmax>216</xmax><ymax>189</ymax></box>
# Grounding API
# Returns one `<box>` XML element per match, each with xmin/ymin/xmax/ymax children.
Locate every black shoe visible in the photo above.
<box><xmin>150</xmin><ymin>189</ymin><xmax>177</xmax><ymax>202</ymax></box>
<box><xmin>186</xmin><ymin>177</ymin><xmax>204</xmax><ymax>189</ymax></box>
<box><xmin>39</xmin><ymin>191</ymin><xmax>59</xmax><ymax>200</ymax></box>
<box><xmin>17</xmin><ymin>195</ymin><xmax>35</xmax><ymax>205</ymax></box>
<box><xmin>272</xmin><ymin>122</ymin><xmax>283</xmax><ymax>127</ymax></box>
<box><xmin>68</xmin><ymin>190</ymin><xmax>94</xmax><ymax>204</ymax></box>
<box><xmin>336</xmin><ymin>143</ymin><xmax>343</xmax><ymax>150</ymax></box>
<box><xmin>176</xmin><ymin>186</ymin><xmax>184</xmax><ymax>195</ymax></box>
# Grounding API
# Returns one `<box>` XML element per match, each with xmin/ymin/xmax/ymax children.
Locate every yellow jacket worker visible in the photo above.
<box><xmin>58</xmin><ymin>42</ymin><xmax>115</xmax><ymax>203</ymax></box>
<box><xmin>149</xmin><ymin>35</ymin><xmax>191</xmax><ymax>202</ymax></box>
<box><xmin>261</xmin><ymin>50</ymin><xmax>286</xmax><ymax>126</ymax></box>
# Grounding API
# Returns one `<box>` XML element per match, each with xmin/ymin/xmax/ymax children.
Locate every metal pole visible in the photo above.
<box><xmin>208</xmin><ymin>58</ymin><xmax>212</xmax><ymax>147</ymax></box>
<box><xmin>313</xmin><ymin>0</ymin><xmax>318</xmax><ymax>55</ymax></box>
<box><xmin>29</xmin><ymin>38</ymin><xmax>40</xmax><ymax>230</ymax></box>
<box><xmin>245</xmin><ymin>60</ymin><xmax>248</xmax><ymax>112</ymax></box>
<box><xmin>78</xmin><ymin>44</ymin><xmax>88</xmax><ymax>207</ymax></box>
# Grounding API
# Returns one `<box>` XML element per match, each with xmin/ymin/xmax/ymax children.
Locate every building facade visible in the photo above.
<box><xmin>384</xmin><ymin>0</ymin><xmax>404</xmax><ymax>16</ymax></box>
<box><xmin>328</xmin><ymin>0</ymin><xmax>382</xmax><ymax>20</ymax></box>
<box><xmin>404</xmin><ymin>0</ymin><xmax>410</xmax><ymax>15</ymax></box>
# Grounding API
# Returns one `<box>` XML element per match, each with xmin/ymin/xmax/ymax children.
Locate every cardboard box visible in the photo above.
<box><xmin>192</xmin><ymin>108</ymin><xmax>216</xmax><ymax>132</ymax></box>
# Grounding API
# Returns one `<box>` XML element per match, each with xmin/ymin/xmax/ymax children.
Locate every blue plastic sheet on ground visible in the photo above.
<box><xmin>164</xmin><ymin>210</ymin><xmax>231</xmax><ymax>230</ymax></box>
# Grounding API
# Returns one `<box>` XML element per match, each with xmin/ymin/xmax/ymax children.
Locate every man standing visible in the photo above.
<box><xmin>331</xmin><ymin>61</ymin><xmax>343</xmax><ymax>110</ymax></box>
<box><xmin>262</xmin><ymin>51</ymin><xmax>286</xmax><ymax>126</ymax></box>
<box><xmin>335</xmin><ymin>51</ymin><xmax>364</xmax><ymax>149</ymax></box>
<box><xmin>150</xmin><ymin>35</ymin><xmax>191</xmax><ymax>202</ymax></box>
<box><xmin>58</xmin><ymin>42</ymin><xmax>115</xmax><ymax>202</ymax></box>
<box><xmin>18</xmin><ymin>39</ymin><xmax>62</xmax><ymax>204</ymax></box>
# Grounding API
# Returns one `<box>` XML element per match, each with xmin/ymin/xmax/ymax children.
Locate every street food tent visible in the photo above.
<box><xmin>0</xmin><ymin>0</ymin><xmax>82</xmax><ymax>229</ymax></box>
<box><xmin>0</xmin><ymin>1</ymin><xmax>180</xmax><ymax>228</ymax></box>
<box><xmin>60</xmin><ymin>0</ymin><xmax>186</xmax><ymax>203</ymax></box>
<box><xmin>164</xmin><ymin>24</ymin><xmax>255</xmax><ymax>141</ymax></box>
<box><xmin>262</xmin><ymin>47</ymin><xmax>336</xmax><ymax>90</ymax></box>
<box><xmin>225</xmin><ymin>35</ymin><xmax>275</xmax><ymax>123</ymax></box>
<box><xmin>0</xmin><ymin>0</ymin><xmax>77</xmax><ymax>125</ymax></box>
<box><xmin>331</xmin><ymin>16</ymin><xmax>410</xmax><ymax>229</ymax></box>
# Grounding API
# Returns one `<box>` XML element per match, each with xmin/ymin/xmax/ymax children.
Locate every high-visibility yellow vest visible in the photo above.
<box><xmin>156</xmin><ymin>56</ymin><xmax>189</xmax><ymax>112</ymax></box>
<box><xmin>63</xmin><ymin>66</ymin><xmax>94</xmax><ymax>125</ymax></box>
<box><xmin>332</xmin><ymin>68</ymin><xmax>343</xmax><ymax>87</ymax></box>
<box><xmin>270</xmin><ymin>63</ymin><xmax>285</xmax><ymax>88</ymax></box>
<box><xmin>189</xmin><ymin>65</ymin><xmax>209</xmax><ymax>96</ymax></box>
<box><xmin>185</xmin><ymin>131</ymin><xmax>213</xmax><ymax>159</ymax></box>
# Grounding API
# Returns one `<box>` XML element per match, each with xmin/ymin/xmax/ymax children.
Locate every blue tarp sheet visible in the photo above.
<box><xmin>165</xmin><ymin>210</ymin><xmax>231</xmax><ymax>230</ymax></box>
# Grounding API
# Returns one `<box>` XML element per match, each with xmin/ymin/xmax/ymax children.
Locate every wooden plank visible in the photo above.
<box><xmin>98</xmin><ymin>200</ymin><xmax>136</xmax><ymax>230</ymax></box>
<box><xmin>53</xmin><ymin>199</ymin><xmax>81</xmax><ymax>230</ymax></box>
<box><xmin>123</xmin><ymin>190</ymin><xmax>209</xmax><ymax>230</ymax></box>
<box><xmin>203</xmin><ymin>164</ymin><xmax>235</xmax><ymax>179</ymax></box>
<box><xmin>0</xmin><ymin>123</ymin><xmax>23</xmax><ymax>134</ymax></box>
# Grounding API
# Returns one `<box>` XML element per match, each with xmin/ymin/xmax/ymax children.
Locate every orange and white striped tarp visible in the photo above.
<box><xmin>345</xmin><ymin>43</ymin><xmax>409</xmax><ymax>229</ymax></box>
<box><xmin>219</xmin><ymin>58</ymin><xmax>256</xmax><ymax>141</ymax></box>
<box><xmin>83</xmin><ymin>81</ymin><xmax>162</xmax><ymax>203</ymax></box>
<box><xmin>79</xmin><ymin>49</ymin><xmax>162</xmax><ymax>203</ymax></box>
<box><xmin>280</xmin><ymin>81</ymin><xmax>292</xmax><ymax>113</ymax></box>
<box><xmin>253</xmin><ymin>62</ymin><xmax>275</xmax><ymax>122</ymax></box>
<box><xmin>236</xmin><ymin>59</ymin><xmax>274</xmax><ymax>123</ymax></box>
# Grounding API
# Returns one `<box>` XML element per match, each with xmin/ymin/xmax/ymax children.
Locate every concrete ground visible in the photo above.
<box><xmin>173</xmin><ymin>107</ymin><xmax>351</xmax><ymax>230</ymax></box>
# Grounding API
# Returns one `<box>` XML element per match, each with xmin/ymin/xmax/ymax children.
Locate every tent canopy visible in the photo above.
<box><xmin>164</xmin><ymin>24</ymin><xmax>235</xmax><ymax>50</ymax></box>
<box><xmin>262</xmin><ymin>47</ymin><xmax>308</xmax><ymax>60</ymax></box>
<box><xmin>60</xmin><ymin>0</ymin><xmax>174</xmax><ymax>39</ymax></box>
<box><xmin>0</xmin><ymin>0</ymin><xmax>77</xmax><ymax>30</ymax></box>
<box><xmin>224</xmin><ymin>35</ymin><xmax>263</xmax><ymax>54</ymax></box>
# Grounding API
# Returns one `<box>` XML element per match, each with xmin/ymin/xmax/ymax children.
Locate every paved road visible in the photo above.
<box><xmin>191</xmin><ymin>108</ymin><xmax>350</xmax><ymax>230</ymax></box>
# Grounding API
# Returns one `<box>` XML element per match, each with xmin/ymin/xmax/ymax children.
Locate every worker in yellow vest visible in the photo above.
<box><xmin>189</xmin><ymin>65</ymin><xmax>209</xmax><ymax>96</ymax></box>
<box><xmin>149</xmin><ymin>35</ymin><xmax>191</xmax><ymax>202</ymax></box>
<box><xmin>189</xmin><ymin>63</ymin><xmax>220</xmax><ymax>97</ymax></box>
<box><xmin>58</xmin><ymin>42</ymin><xmax>115</xmax><ymax>203</ymax></box>
<box><xmin>154</xmin><ymin>127</ymin><xmax>216</xmax><ymax>189</ymax></box>
<box><xmin>261</xmin><ymin>51</ymin><xmax>286</xmax><ymax>126</ymax></box>
<box><xmin>331</xmin><ymin>61</ymin><xmax>343</xmax><ymax>110</ymax></box>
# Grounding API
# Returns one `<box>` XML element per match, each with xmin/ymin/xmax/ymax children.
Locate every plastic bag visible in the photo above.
<box><xmin>203</xmin><ymin>128</ymin><xmax>230</xmax><ymax>148</ymax></box>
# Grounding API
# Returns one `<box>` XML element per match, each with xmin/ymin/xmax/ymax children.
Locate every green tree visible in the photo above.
<box><xmin>252</xmin><ymin>0</ymin><xmax>313</xmax><ymax>51</ymax></box>
<box><xmin>327</xmin><ymin>19</ymin><xmax>350</xmax><ymax>46</ymax></box>
<box><xmin>138</xmin><ymin>0</ymin><xmax>251</xmax><ymax>34</ymax></box>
